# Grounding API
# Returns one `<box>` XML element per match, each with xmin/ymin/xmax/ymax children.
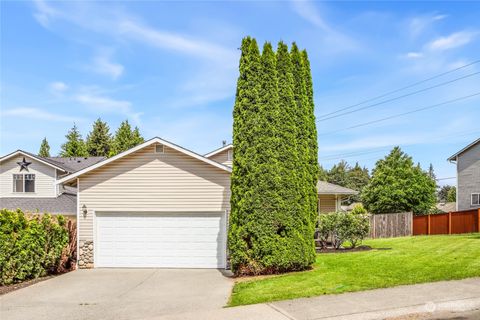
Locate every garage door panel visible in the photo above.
<box><xmin>96</xmin><ymin>212</ymin><xmax>225</xmax><ymax>268</ymax></box>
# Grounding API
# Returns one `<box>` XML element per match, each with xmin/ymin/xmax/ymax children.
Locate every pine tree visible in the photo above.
<box><xmin>346</xmin><ymin>163</ymin><xmax>370</xmax><ymax>204</ymax></box>
<box><xmin>60</xmin><ymin>124</ymin><xmax>88</xmax><ymax>157</ymax></box>
<box><xmin>86</xmin><ymin>118</ymin><xmax>112</xmax><ymax>157</ymax></box>
<box><xmin>327</xmin><ymin>160</ymin><xmax>350</xmax><ymax>187</ymax></box>
<box><xmin>110</xmin><ymin>120</ymin><xmax>144</xmax><ymax>156</ymax></box>
<box><xmin>38</xmin><ymin>137</ymin><xmax>51</xmax><ymax>157</ymax></box>
<box><xmin>132</xmin><ymin>126</ymin><xmax>145</xmax><ymax>145</ymax></box>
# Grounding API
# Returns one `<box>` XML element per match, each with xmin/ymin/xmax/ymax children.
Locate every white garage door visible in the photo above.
<box><xmin>95</xmin><ymin>212</ymin><xmax>226</xmax><ymax>268</ymax></box>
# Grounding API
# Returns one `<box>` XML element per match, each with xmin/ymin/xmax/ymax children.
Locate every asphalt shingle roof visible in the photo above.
<box><xmin>46</xmin><ymin>156</ymin><xmax>105</xmax><ymax>173</ymax></box>
<box><xmin>317</xmin><ymin>181</ymin><xmax>358</xmax><ymax>195</ymax></box>
<box><xmin>0</xmin><ymin>193</ymin><xmax>77</xmax><ymax>215</ymax></box>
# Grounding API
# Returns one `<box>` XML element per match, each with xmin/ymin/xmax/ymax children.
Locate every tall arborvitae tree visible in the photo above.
<box><xmin>86</xmin><ymin>118</ymin><xmax>112</xmax><ymax>157</ymax></box>
<box><xmin>275</xmin><ymin>41</ymin><xmax>315</xmax><ymax>270</ymax></box>
<box><xmin>229</xmin><ymin>38</ymin><xmax>318</xmax><ymax>275</ymax></box>
<box><xmin>38</xmin><ymin>137</ymin><xmax>51</xmax><ymax>157</ymax></box>
<box><xmin>110</xmin><ymin>120</ymin><xmax>145</xmax><ymax>156</ymax></box>
<box><xmin>60</xmin><ymin>124</ymin><xmax>88</xmax><ymax>157</ymax></box>
<box><xmin>229</xmin><ymin>37</ymin><xmax>262</xmax><ymax>274</ymax></box>
<box><xmin>301</xmin><ymin>49</ymin><xmax>320</xmax><ymax>218</ymax></box>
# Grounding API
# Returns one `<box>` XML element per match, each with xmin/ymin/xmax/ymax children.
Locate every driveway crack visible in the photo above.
<box><xmin>117</xmin><ymin>269</ymin><xmax>158</xmax><ymax>298</ymax></box>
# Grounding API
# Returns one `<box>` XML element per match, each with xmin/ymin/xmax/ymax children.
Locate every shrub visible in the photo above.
<box><xmin>317</xmin><ymin>211</ymin><xmax>370</xmax><ymax>249</ymax></box>
<box><xmin>0</xmin><ymin>209</ymin><xmax>69</xmax><ymax>285</ymax></box>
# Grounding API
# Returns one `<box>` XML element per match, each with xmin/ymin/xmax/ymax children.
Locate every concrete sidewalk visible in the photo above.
<box><xmin>157</xmin><ymin>278</ymin><xmax>480</xmax><ymax>320</ymax></box>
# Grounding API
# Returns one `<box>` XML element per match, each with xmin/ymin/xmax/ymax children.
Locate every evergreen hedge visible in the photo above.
<box><xmin>229</xmin><ymin>38</ymin><xmax>319</xmax><ymax>275</ymax></box>
<box><xmin>0</xmin><ymin>209</ymin><xmax>69</xmax><ymax>285</ymax></box>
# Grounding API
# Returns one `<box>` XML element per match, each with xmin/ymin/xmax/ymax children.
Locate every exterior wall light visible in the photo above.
<box><xmin>82</xmin><ymin>204</ymin><xmax>87</xmax><ymax>218</ymax></box>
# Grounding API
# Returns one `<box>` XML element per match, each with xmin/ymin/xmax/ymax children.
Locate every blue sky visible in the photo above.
<box><xmin>1</xmin><ymin>1</ymin><xmax>479</xmax><ymax>185</ymax></box>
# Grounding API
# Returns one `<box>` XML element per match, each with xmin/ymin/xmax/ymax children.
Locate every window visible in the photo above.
<box><xmin>227</xmin><ymin>149</ymin><xmax>233</xmax><ymax>161</ymax></box>
<box><xmin>155</xmin><ymin>144</ymin><xmax>164</xmax><ymax>154</ymax></box>
<box><xmin>472</xmin><ymin>193</ymin><xmax>480</xmax><ymax>206</ymax></box>
<box><xmin>12</xmin><ymin>174</ymin><xmax>35</xmax><ymax>193</ymax></box>
<box><xmin>25</xmin><ymin>174</ymin><xmax>35</xmax><ymax>193</ymax></box>
<box><xmin>13</xmin><ymin>174</ymin><xmax>23</xmax><ymax>192</ymax></box>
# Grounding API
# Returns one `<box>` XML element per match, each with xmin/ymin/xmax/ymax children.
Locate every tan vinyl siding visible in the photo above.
<box><xmin>0</xmin><ymin>156</ymin><xmax>57</xmax><ymax>198</ymax></box>
<box><xmin>318</xmin><ymin>195</ymin><xmax>337</xmax><ymax>214</ymax></box>
<box><xmin>208</xmin><ymin>149</ymin><xmax>232</xmax><ymax>167</ymax></box>
<box><xmin>78</xmin><ymin>144</ymin><xmax>231</xmax><ymax>241</ymax></box>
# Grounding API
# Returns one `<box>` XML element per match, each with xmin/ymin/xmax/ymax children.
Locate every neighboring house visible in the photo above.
<box><xmin>435</xmin><ymin>202</ymin><xmax>457</xmax><ymax>213</ymax></box>
<box><xmin>448</xmin><ymin>138</ymin><xmax>480</xmax><ymax>211</ymax></box>
<box><xmin>0</xmin><ymin>150</ymin><xmax>104</xmax><ymax>216</ymax></box>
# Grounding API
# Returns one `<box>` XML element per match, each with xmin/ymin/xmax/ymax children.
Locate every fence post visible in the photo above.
<box><xmin>448</xmin><ymin>212</ymin><xmax>452</xmax><ymax>235</ymax></box>
<box><xmin>427</xmin><ymin>214</ymin><xmax>431</xmax><ymax>235</ymax></box>
<box><xmin>477</xmin><ymin>209</ymin><xmax>480</xmax><ymax>233</ymax></box>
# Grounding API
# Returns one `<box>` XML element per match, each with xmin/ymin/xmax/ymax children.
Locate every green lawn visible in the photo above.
<box><xmin>229</xmin><ymin>234</ymin><xmax>480</xmax><ymax>306</ymax></box>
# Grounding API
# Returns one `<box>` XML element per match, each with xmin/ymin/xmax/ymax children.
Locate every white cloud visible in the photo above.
<box><xmin>75</xmin><ymin>92</ymin><xmax>142</xmax><ymax>124</ymax></box>
<box><xmin>290</xmin><ymin>0</ymin><xmax>359</xmax><ymax>53</ymax></box>
<box><xmin>49</xmin><ymin>81</ymin><xmax>69</xmax><ymax>93</ymax></box>
<box><xmin>2</xmin><ymin>107</ymin><xmax>81</xmax><ymax>122</ymax></box>
<box><xmin>90</xmin><ymin>50</ymin><xmax>124</xmax><ymax>80</ymax></box>
<box><xmin>405</xmin><ymin>52</ymin><xmax>423</xmax><ymax>59</ymax></box>
<box><xmin>427</xmin><ymin>31</ymin><xmax>476</xmax><ymax>51</ymax></box>
<box><xmin>33</xmin><ymin>0</ymin><xmax>59</xmax><ymax>27</ymax></box>
<box><xmin>291</xmin><ymin>0</ymin><xmax>330</xmax><ymax>30</ymax></box>
<box><xmin>408</xmin><ymin>13</ymin><xmax>447</xmax><ymax>38</ymax></box>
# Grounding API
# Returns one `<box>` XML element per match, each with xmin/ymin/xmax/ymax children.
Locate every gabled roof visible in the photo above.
<box><xmin>317</xmin><ymin>180</ymin><xmax>358</xmax><ymax>195</ymax></box>
<box><xmin>204</xmin><ymin>144</ymin><xmax>233</xmax><ymax>158</ymax></box>
<box><xmin>0</xmin><ymin>150</ymin><xmax>105</xmax><ymax>173</ymax></box>
<box><xmin>447</xmin><ymin>138</ymin><xmax>480</xmax><ymax>162</ymax></box>
<box><xmin>57</xmin><ymin>137</ymin><xmax>232</xmax><ymax>184</ymax></box>
<box><xmin>0</xmin><ymin>150</ymin><xmax>68</xmax><ymax>172</ymax></box>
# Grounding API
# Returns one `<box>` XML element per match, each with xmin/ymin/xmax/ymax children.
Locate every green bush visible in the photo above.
<box><xmin>317</xmin><ymin>211</ymin><xmax>370</xmax><ymax>249</ymax></box>
<box><xmin>0</xmin><ymin>209</ymin><xmax>69</xmax><ymax>285</ymax></box>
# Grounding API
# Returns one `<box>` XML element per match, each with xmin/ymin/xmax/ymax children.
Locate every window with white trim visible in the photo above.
<box><xmin>472</xmin><ymin>193</ymin><xmax>480</xmax><ymax>206</ymax></box>
<box><xmin>13</xmin><ymin>174</ymin><xmax>35</xmax><ymax>193</ymax></box>
<box><xmin>227</xmin><ymin>149</ymin><xmax>233</xmax><ymax>161</ymax></box>
<box><xmin>155</xmin><ymin>144</ymin><xmax>164</xmax><ymax>154</ymax></box>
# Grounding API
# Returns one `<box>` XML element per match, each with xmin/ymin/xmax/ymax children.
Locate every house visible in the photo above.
<box><xmin>435</xmin><ymin>202</ymin><xmax>457</xmax><ymax>213</ymax></box>
<box><xmin>448</xmin><ymin>138</ymin><xmax>480</xmax><ymax>211</ymax></box>
<box><xmin>0</xmin><ymin>150</ymin><xmax>104</xmax><ymax>216</ymax></box>
<box><xmin>1</xmin><ymin>138</ymin><xmax>358</xmax><ymax>269</ymax></box>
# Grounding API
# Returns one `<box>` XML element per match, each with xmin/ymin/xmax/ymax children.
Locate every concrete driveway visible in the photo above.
<box><xmin>0</xmin><ymin>269</ymin><xmax>233</xmax><ymax>320</ymax></box>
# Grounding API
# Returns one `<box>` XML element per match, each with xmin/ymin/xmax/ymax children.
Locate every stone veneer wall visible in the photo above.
<box><xmin>78</xmin><ymin>240</ymin><xmax>94</xmax><ymax>269</ymax></box>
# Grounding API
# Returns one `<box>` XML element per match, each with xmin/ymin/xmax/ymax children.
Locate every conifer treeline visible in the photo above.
<box><xmin>229</xmin><ymin>37</ymin><xmax>319</xmax><ymax>275</ymax></box>
<box><xmin>39</xmin><ymin>119</ymin><xmax>144</xmax><ymax>158</ymax></box>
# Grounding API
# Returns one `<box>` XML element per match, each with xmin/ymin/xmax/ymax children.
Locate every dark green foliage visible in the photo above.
<box><xmin>0</xmin><ymin>209</ymin><xmax>69</xmax><ymax>285</ymax></box>
<box><xmin>86</xmin><ymin>118</ymin><xmax>112</xmax><ymax>157</ymax></box>
<box><xmin>229</xmin><ymin>38</ymin><xmax>318</xmax><ymax>275</ymax></box>
<box><xmin>447</xmin><ymin>186</ymin><xmax>456</xmax><ymax>202</ymax></box>
<box><xmin>110</xmin><ymin>120</ymin><xmax>145</xmax><ymax>156</ymax></box>
<box><xmin>362</xmin><ymin>147</ymin><xmax>437</xmax><ymax>214</ymax></box>
<box><xmin>60</xmin><ymin>124</ymin><xmax>88</xmax><ymax>157</ymax></box>
<box><xmin>38</xmin><ymin>137</ymin><xmax>51</xmax><ymax>157</ymax></box>
<box><xmin>317</xmin><ymin>211</ymin><xmax>370</xmax><ymax>249</ymax></box>
<box><xmin>318</xmin><ymin>165</ymin><xmax>328</xmax><ymax>181</ymax></box>
<box><xmin>346</xmin><ymin>163</ymin><xmax>370</xmax><ymax>204</ymax></box>
<box><xmin>327</xmin><ymin>160</ymin><xmax>350</xmax><ymax>187</ymax></box>
<box><xmin>438</xmin><ymin>185</ymin><xmax>456</xmax><ymax>202</ymax></box>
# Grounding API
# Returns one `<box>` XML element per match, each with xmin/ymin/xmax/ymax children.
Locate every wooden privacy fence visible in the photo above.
<box><xmin>369</xmin><ymin>212</ymin><xmax>413</xmax><ymax>238</ymax></box>
<box><xmin>413</xmin><ymin>209</ymin><xmax>480</xmax><ymax>236</ymax></box>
